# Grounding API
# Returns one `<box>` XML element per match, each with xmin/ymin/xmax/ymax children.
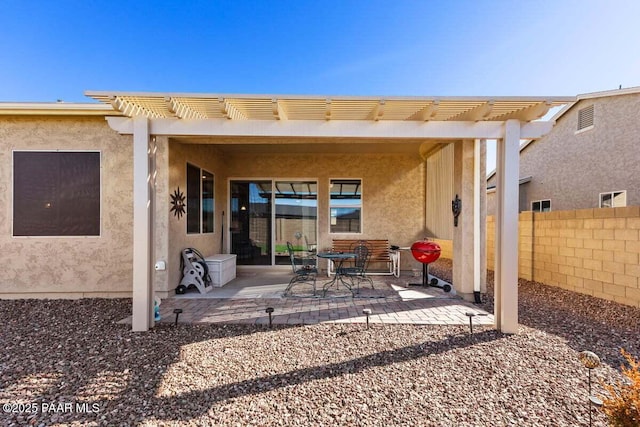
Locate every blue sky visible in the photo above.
<box><xmin>2</xmin><ymin>0</ymin><xmax>638</xmax><ymax>102</ymax></box>
<box><xmin>2</xmin><ymin>1</ymin><xmax>639</xmax><ymax>171</ymax></box>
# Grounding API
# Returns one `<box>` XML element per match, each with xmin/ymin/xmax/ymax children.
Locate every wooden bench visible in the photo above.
<box><xmin>327</xmin><ymin>239</ymin><xmax>400</xmax><ymax>277</ymax></box>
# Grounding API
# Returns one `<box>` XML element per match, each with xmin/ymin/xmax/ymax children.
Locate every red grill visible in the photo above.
<box><xmin>410</xmin><ymin>240</ymin><xmax>441</xmax><ymax>264</ymax></box>
<box><xmin>409</xmin><ymin>239</ymin><xmax>450</xmax><ymax>292</ymax></box>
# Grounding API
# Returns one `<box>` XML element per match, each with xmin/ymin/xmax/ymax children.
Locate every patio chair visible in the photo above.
<box><xmin>283</xmin><ymin>241</ymin><xmax>317</xmax><ymax>296</ymax></box>
<box><xmin>339</xmin><ymin>242</ymin><xmax>374</xmax><ymax>292</ymax></box>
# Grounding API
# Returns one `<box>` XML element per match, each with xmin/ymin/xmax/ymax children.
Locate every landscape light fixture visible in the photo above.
<box><xmin>578</xmin><ymin>350</ymin><xmax>601</xmax><ymax>427</ymax></box>
<box><xmin>579</xmin><ymin>350</ymin><xmax>601</xmax><ymax>395</ymax></box>
<box><xmin>265</xmin><ymin>307</ymin><xmax>274</xmax><ymax>328</ymax></box>
<box><xmin>465</xmin><ymin>312</ymin><xmax>477</xmax><ymax>334</ymax></box>
<box><xmin>173</xmin><ymin>308</ymin><xmax>183</xmax><ymax>326</ymax></box>
<box><xmin>363</xmin><ymin>308</ymin><xmax>372</xmax><ymax>329</ymax></box>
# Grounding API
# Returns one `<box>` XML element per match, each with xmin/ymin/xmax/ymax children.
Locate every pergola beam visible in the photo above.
<box><xmin>105</xmin><ymin>116</ymin><xmax>554</xmax><ymax>140</ymax></box>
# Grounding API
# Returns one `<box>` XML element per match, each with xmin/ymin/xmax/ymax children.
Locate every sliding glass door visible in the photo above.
<box><xmin>230</xmin><ymin>179</ymin><xmax>317</xmax><ymax>266</ymax></box>
<box><xmin>230</xmin><ymin>181</ymin><xmax>272</xmax><ymax>265</ymax></box>
<box><xmin>274</xmin><ymin>181</ymin><xmax>317</xmax><ymax>265</ymax></box>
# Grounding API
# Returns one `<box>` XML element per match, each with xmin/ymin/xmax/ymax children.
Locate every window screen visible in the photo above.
<box><xmin>13</xmin><ymin>151</ymin><xmax>100</xmax><ymax>236</ymax></box>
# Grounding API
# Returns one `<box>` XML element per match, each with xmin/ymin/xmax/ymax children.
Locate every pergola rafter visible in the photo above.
<box><xmin>447</xmin><ymin>100</ymin><xmax>496</xmax><ymax>122</ymax></box>
<box><xmin>165</xmin><ymin>97</ymin><xmax>208</xmax><ymax>120</ymax></box>
<box><xmin>219</xmin><ymin>98</ymin><xmax>247</xmax><ymax>120</ymax></box>
<box><xmin>492</xmin><ymin>100</ymin><xmax>554</xmax><ymax>122</ymax></box>
<box><xmin>88</xmin><ymin>91</ymin><xmax>572</xmax><ymax>123</ymax></box>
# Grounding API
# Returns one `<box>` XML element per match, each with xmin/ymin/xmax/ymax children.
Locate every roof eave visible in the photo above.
<box><xmin>0</xmin><ymin>102</ymin><xmax>119</xmax><ymax>116</ymax></box>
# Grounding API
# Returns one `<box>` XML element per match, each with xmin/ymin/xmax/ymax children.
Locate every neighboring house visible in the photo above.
<box><xmin>487</xmin><ymin>86</ymin><xmax>640</xmax><ymax>214</ymax></box>
<box><xmin>0</xmin><ymin>92</ymin><xmax>572</xmax><ymax>332</ymax></box>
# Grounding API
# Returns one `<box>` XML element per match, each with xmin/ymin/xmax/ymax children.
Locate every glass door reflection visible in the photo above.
<box><xmin>230</xmin><ymin>181</ymin><xmax>272</xmax><ymax>265</ymax></box>
<box><xmin>274</xmin><ymin>181</ymin><xmax>317</xmax><ymax>265</ymax></box>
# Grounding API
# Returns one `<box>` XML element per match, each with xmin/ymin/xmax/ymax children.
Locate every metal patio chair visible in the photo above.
<box><xmin>283</xmin><ymin>241</ymin><xmax>317</xmax><ymax>296</ymax></box>
<box><xmin>338</xmin><ymin>242</ymin><xmax>374</xmax><ymax>292</ymax></box>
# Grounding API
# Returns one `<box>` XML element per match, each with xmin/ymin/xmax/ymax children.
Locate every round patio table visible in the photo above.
<box><xmin>316</xmin><ymin>252</ymin><xmax>357</xmax><ymax>296</ymax></box>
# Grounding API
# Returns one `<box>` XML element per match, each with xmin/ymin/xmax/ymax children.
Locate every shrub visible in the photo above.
<box><xmin>601</xmin><ymin>349</ymin><xmax>640</xmax><ymax>426</ymax></box>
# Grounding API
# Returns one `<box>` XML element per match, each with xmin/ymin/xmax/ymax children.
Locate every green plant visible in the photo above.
<box><xmin>600</xmin><ymin>349</ymin><xmax>640</xmax><ymax>426</ymax></box>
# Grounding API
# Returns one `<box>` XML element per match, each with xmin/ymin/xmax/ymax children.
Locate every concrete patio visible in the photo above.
<box><xmin>137</xmin><ymin>269</ymin><xmax>494</xmax><ymax>326</ymax></box>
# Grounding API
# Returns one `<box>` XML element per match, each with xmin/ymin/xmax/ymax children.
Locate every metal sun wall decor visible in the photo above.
<box><xmin>170</xmin><ymin>187</ymin><xmax>186</xmax><ymax>219</ymax></box>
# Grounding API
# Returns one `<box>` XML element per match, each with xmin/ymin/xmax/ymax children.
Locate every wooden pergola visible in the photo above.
<box><xmin>86</xmin><ymin>91</ymin><xmax>575</xmax><ymax>333</ymax></box>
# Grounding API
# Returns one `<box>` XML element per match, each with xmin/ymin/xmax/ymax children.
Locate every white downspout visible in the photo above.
<box><xmin>473</xmin><ymin>139</ymin><xmax>481</xmax><ymax>297</ymax></box>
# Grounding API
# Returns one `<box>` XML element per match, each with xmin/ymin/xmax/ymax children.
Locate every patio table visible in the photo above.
<box><xmin>316</xmin><ymin>252</ymin><xmax>357</xmax><ymax>297</ymax></box>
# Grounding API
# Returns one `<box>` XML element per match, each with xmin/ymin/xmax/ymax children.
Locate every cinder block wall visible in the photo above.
<box><xmin>486</xmin><ymin>207</ymin><xmax>640</xmax><ymax>308</ymax></box>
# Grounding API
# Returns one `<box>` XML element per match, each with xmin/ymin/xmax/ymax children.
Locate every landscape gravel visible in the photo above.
<box><xmin>1</xmin><ymin>259</ymin><xmax>638</xmax><ymax>426</ymax></box>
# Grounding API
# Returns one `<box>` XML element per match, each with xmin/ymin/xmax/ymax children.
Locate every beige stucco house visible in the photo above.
<box><xmin>487</xmin><ymin>86</ymin><xmax>640</xmax><ymax>214</ymax></box>
<box><xmin>0</xmin><ymin>91</ymin><xmax>573</xmax><ymax>332</ymax></box>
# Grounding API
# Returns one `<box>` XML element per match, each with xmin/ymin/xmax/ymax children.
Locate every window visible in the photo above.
<box><xmin>600</xmin><ymin>191</ymin><xmax>626</xmax><ymax>208</ymax></box>
<box><xmin>577</xmin><ymin>105</ymin><xmax>594</xmax><ymax>131</ymax></box>
<box><xmin>531</xmin><ymin>200</ymin><xmax>551</xmax><ymax>212</ymax></box>
<box><xmin>186</xmin><ymin>163</ymin><xmax>214</xmax><ymax>234</ymax></box>
<box><xmin>329</xmin><ymin>179</ymin><xmax>362</xmax><ymax>233</ymax></box>
<box><xmin>13</xmin><ymin>151</ymin><xmax>100</xmax><ymax>236</ymax></box>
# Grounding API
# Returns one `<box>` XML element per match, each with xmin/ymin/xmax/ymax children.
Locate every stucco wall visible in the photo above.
<box><xmin>152</xmin><ymin>136</ymin><xmax>169</xmax><ymax>296</ymax></box>
<box><xmin>0</xmin><ymin>116</ymin><xmax>133</xmax><ymax>298</ymax></box>
<box><xmin>487</xmin><ymin>92</ymin><xmax>640</xmax><ymax>214</ymax></box>
<box><xmin>165</xmin><ymin>141</ymin><xmax>229</xmax><ymax>294</ymax></box>
<box><xmin>223</xmin><ymin>151</ymin><xmax>426</xmax><ymax>271</ymax></box>
<box><xmin>0</xmin><ymin>124</ymin><xmax>442</xmax><ymax>297</ymax></box>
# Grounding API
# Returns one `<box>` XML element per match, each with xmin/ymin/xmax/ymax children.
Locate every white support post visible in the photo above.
<box><xmin>494</xmin><ymin>119</ymin><xmax>520</xmax><ymax>333</ymax></box>
<box><xmin>132</xmin><ymin>116</ymin><xmax>153</xmax><ymax>332</ymax></box>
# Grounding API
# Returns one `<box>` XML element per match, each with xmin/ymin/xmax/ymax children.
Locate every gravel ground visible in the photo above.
<box><xmin>1</xmin><ymin>260</ymin><xmax>639</xmax><ymax>426</ymax></box>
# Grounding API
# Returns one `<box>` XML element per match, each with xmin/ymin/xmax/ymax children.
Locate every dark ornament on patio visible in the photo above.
<box><xmin>170</xmin><ymin>187</ymin><xmax>186</xmax><ymax>219</ymax></box>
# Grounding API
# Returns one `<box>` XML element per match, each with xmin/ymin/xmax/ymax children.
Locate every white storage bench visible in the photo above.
<box><xmin>205</xmin><ymin>254</ymin><xmax>237</xmax><ymax>287</ymax></box>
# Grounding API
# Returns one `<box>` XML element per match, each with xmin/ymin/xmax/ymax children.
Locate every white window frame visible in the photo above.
<box><xmin>599</xmin><ymin>190</ymin><xmax>626</xmax><ymax>208</ymax></box>
<box><xmin>531</xmin><ymin>199</ymin><xmax>551</xmax><ymax>213</ymax></box>
<box><xmin>329</xmin><ymin>178</ymin><xmax>363</xmax><ymax>234</ymax></box>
